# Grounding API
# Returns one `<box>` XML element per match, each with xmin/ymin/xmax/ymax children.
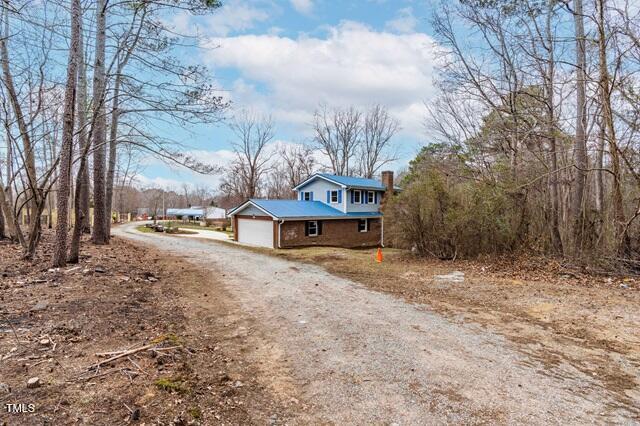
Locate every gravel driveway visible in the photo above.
<box><xmin>114</xmin><ymin>223</ymin><xmax>638</xmax><ymax>424</ymax></box>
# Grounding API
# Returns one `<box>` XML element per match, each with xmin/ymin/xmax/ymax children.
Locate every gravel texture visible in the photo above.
<box><xmin>115</xmin><ymin>223</ymin><xmax>638</xmax><ymax>424</ymax></box>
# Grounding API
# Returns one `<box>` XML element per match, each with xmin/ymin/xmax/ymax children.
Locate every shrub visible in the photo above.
<box><xmin>385</xmin><ymin>169</ymin><xmax>520</xmax><ymax>259</ymax></box>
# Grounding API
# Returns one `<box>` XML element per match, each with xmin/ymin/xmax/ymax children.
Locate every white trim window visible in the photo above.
<box><xmin>353</xmin><ymin>190</ymin><xmax>362</xmax><ymax>204</ymax></box>
<box><xmin>330</xmin><ymin>190</ymin><xmax>339</xmax><ymax>203</ymax></box>
<box><xmin>358</xmin><ymin>219</ymin><xmax>368</xmax><ymax>232</ymax></box>
<box><xmin>302</xmin><ymin>191</ymin><xmax>312</xmax><ymax>201</ymax></box>
<box><xmin>367</xmin><ymin>191</ymin><xmax>374</xmax><ymax>204</ymax></box>
<box><xmin>307</xmin><ymin>220</ymin><xmax>318</xmax><ymax>236</ymax></box>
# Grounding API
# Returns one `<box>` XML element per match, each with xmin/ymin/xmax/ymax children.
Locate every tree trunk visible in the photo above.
<box><xmin>52</xmin><ymin>0</ymin><xmax>81</xmax><ymax>267</ymax></box>
<box><xmin>0</xmin><ymin>201</ymin><xmax>4</xmax><ymax>239</ymax></box>
<box><xmin>91</xmin><ymin>0</ymin><xmax>108</xmax><ymax>245</ymax></box>
<box><xmin>596</xmin><ymin>0</ymin><xmax>629</xmax><ymax>255</ymax></box>
<box><xmin>594</xmin><ymin>116</ymin><xmax>605</xmax><ymax>241</ymax></box>
<box><xmin>68</xmin><ymin>9</ymin><xmax>89</xmax><ymax>263</ymax></box>
<box><xmin>545</xmin><ymin>1</ymin><xmax>563</xmax><ymax>255</ymax></box>
<box><xmin>0</xmin><ymin>138</ymin><xmax>5</xmax><ymax>239</ymax></box>
<box><xmin>570</xmin><ymin>0</ymin><xmax>588</xmax><ymax>256</ymax></box>
<box><xmin>76</xmin><ymin>13</ymin><xmax>91</xmax><ymax>234</ymax></box>
<box><xmin>594</xmin><ymin>119</ymin><xmax>605</xmax><ymax>215</ymax></box>
<box><xmin>103</xmin><ymin>8</ymin><xmax>146</xmax><ymax>237</ymax></box>
<box><xmin>0</xmin><ymin>185</ymin><xmax>21</xmax><ymax>243</ymax></box>
<box><xmin>24</xmin><ymin>205</ymin><xmax>45</xmax><ymax>260</ymax></box>
<box><xmin>68</xmin><ymin>156</ymin><xmax>89</xmax><ymax>263</ymax></box>
<box><xmin>0</xmin><ymin>125</ymin><xmax>20</xmax><ymax>242</ymax></box>
<box><xmin>104</xmin><ymin>73</ymin><xmax>122</xmax><ymax>240</ymax></box>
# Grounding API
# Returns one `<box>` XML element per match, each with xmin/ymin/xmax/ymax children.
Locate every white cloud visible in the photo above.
<box><xmin>203</xmin><ymin>21</ymin><xmax>439</xmax><ymax>137</ymax></box>
<box><xmin>385</xmin><ymin>7</ymin><xmax>418</xmax><ymax>34</ymax></box>
<box><xmin>166</xmin><ymin>11</ymin><xmax>193</xmax><ymax>35</ymax></box>
<box><xmin>290</xmin><ymin>0</ymin><xmax>314</xmax><ymax>15</ymax></box>
<box><xmin>206</xmin><ymin>0</ymin><xmax>271</xmax><ymax>36</ymax></box>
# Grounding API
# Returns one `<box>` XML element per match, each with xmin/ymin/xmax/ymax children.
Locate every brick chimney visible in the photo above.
<box><xmin>381</xmin><ymin>170</ymin><xmax>394</xmax><ymax>204</ymax></box>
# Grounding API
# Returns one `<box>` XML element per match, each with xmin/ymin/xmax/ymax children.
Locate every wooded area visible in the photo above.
<box><xmin>1</xmin><ymin>0</ymin><xmax>639</xmax><ymax>269</ymax></box>
<box><xmin>0</xmin><ymin>1</ymin><xmax>226</xmax><ymax>265</ymax></box>
<box><xmin>386</xmin><ymin>0</ymin><xmax>640</xmax><ymax>267</ymax></box>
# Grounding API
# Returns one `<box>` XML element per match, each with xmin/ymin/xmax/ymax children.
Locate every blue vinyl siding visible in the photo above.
<box><xmin>293</xmin><ymin>176</ymin><xmax>383</xmax><ymax>214</ymax></box>
<box><xmin>347</xmin><ymin>189</ymin><xmax>381</xmax><ymax>213</ymax></box>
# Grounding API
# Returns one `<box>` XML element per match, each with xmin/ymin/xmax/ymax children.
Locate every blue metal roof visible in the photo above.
<box><xmin>292</xmin><ymin>173</ymin><xmax>387</xmax><ymax>190</ymax></box>
<box><xmin>231</xmin><ymin>199</ymin><xmax>382</xmax><ymax>219</ymax></box>
<box><xmin>317</xmin><ymin>173</ymin><xmax>387</xmax><ymax>190</ymax></box>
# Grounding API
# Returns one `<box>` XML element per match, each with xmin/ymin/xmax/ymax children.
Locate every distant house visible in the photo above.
<box><xmin>166</xmin><ymin>207</ymin><xmax>204</xmax><ymax>222</ymax></box>
<box><xmin>166</xmin><ymin>206</ymin><xmax>228</xmax><ymax>224</ymax></box>
<box><xmin>228</xmin><ymin>171</ymin><xmax>397</xmax><ymax>249</ymax></box>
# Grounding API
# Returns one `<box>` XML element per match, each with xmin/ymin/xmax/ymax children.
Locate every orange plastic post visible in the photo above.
<box><xmin>376</xmin><ymin>247</ymin><xmax>383</xmax><ymax>263</ymax></box>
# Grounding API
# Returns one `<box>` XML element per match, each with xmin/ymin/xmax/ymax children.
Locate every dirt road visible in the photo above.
<box><xmin>114</xmin><ymin>223</ymin><xmax>639</xmax><ymax>424</ymax></box>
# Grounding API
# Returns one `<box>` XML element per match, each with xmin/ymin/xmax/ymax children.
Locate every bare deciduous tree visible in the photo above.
<box><xmin>223</xmin><ymin>111</ymin><xmax>274</xmax><ymax>199</ymax></box>
<box><xmin>280</xmin><ymin>144</ymin><xmax>316</xmax><ymax>189</ymax></box>
<box><xmin>0</xmin><ymin>3</ymin><xmax>61</xmax><ymax>259</ymax></box>
<box><xmin>104</xmin><ymin>6</ymin><xmax>147</xmax><ymax>239</ymax></box>
<box><xmin>52</xmin><ymin>0</ymin><xmax>81</xmax><ymax>267</ymax></box>
<box><xmin>91</xmin><ymin>0</ymin><xmax>108</xmax><ymax>245</ymax></box>
<box><xmin>359</xmin><ymin>104</ymin><xmax>399</xmax><ymax>179</ymax></box>
<box><xmin>76</xmin><ymin>12</ymin><xmax>90</xmax><ymax>234</ymax></box>
<box><xmin>569</xmin><ymin>0</ymin><xmax>588</xmax><ymax>255</ymax></box>
<box><xmin>312</xmin><ymin>105</ymin><xmax>362</xmax><ymax>176</ymax></box>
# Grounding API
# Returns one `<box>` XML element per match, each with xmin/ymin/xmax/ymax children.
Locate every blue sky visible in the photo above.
<box><xmin>139</xmin><ymin>0</ymin><xmax>440</xmax><ymax>190</ymax></box>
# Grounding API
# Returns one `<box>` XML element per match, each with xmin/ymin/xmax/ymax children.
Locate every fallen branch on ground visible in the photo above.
<box><xmin>149</xmin><ymin>346</ymin><xmax>181</xmax><ymax>353</ymax></box>
<box><xmin>127</xmin><ymin>356</ymin><xmax>146</xmax><ymax>374</ymax></box>
<box><xmin>87</xmin><ymin>344</ymin><xmax>156</xmax><ymax>371</ymax></box>
<box><xmin>87</xmin><ymin>343</ymin><xmax>182</xmax><ymax>371</ymax></box>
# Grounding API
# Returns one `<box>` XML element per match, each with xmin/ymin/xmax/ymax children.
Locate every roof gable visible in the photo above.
<box><xmin>227</xmin><ymin>200</ymin><xmax>275</xmax><ymax>218</ymax></box>
<box><xmin>294</xmin><ymin>173</ymin><xmax>386</xmax><ymax>191</ymax></box>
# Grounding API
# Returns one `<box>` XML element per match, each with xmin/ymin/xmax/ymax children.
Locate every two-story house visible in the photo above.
<box><xmin>228</xmin><ymin>171</ymin><xmax>396</xmax><ymax>248</ymax></box>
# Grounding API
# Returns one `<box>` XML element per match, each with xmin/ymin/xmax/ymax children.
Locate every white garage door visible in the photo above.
<box><xmin>237</xmin><ymin>218</ymin><xmax>274</xmax><ymax>248</ymax></box>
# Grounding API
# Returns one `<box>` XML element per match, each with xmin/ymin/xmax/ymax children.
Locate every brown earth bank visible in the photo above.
<box><xmin>0</xmin><ymin>233</ymin><xmax>294</xmax><ymax>425</ymax></box>
<box><xmin>262</xmin><ymin>246</ymin><xmax>640</xmax><ymax>410</ymax></box>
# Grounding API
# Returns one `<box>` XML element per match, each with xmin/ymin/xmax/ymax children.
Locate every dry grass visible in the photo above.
<box><xmin>225</xmin><ymin>242</ymin><xmax>640</xmax><ymax>408</ymax></box>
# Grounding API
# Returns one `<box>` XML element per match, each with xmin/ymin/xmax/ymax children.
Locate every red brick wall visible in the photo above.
<box><xmin>232</xmin><ymin>215</ymin><xmax>238</xmax><ymax>241</ymax></box>
<box><xmin>279</xmin><ymin>218</ymin><xmax>381</xmax><ymax>248</ymax></box>
<box><xmin>381</xmin><ymin>170</ymin><xmax>394</xmax><ymax>205</ymax></box>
